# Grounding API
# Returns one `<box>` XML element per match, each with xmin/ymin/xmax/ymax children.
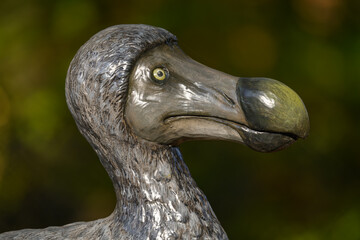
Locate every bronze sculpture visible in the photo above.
<box><xmin>0</xmin><ymin>24</ymin><xmax>309</xmax><ymax>239</ymax></box>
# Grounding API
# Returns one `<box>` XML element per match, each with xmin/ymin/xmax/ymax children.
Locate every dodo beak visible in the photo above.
<box><xmin>126</xmin><ymin>44</ymin><xmax>309</xmax><ymax>152</ymax></box>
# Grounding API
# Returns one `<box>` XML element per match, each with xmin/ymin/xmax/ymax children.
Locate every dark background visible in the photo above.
<box><xmin>1</xmin><ymin>0</ymin><xmax>360</xmax><ymax>239</ymax></box>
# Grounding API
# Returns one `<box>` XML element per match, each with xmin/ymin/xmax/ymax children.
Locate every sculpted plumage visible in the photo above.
<box><xmin>0</xmin><ymin>24</ymin><xmax>309</xmax><ymax>239</ymax></box>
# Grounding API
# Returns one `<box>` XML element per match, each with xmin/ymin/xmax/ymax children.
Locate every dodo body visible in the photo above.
<box><xmin>0</xmin><ymin>24</ymin><xmax>309</xmax><ymax>239</ymax></box>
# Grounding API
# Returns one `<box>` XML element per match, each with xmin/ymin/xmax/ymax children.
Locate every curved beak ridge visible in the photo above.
<box><xmin>235</xmin><ymin>77</ymin><xmax>310</xmax><ymax>151</ymax></box>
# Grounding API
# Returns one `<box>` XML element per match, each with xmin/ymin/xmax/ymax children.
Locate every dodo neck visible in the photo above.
<box><xmin>96</xmin><ymin>138</ymin><xmax>228</xmax><ymax>239</ymax></box>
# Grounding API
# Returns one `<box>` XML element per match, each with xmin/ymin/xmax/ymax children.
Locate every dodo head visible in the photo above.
<box><xmin>66</xmin><ymin>24</ymin><xmax>309</xmax><ymax>153</ymax></box>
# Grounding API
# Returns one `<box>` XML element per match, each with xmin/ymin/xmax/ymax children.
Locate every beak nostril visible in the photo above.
<box><xmin>221</xmin><ymin>92</ymin><xmax>235</xmax><ymax>106</ymax></box>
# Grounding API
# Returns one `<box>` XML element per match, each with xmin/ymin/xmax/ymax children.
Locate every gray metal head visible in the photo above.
<box><xmin>66</xmin><ymin>24</ymin><xmax>309</xmax><ymax>154</ymax></box>
<box><xmin>65</xmin><ymin>24</ymin><xmax>177</xmax><ymax>147</ymax></box>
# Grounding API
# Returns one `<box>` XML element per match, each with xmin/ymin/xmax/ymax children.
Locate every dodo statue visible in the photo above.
<box><xmin>0</xmin><ymin>24</ymin><xmax>309</xmax><ymax>239</ymax></box>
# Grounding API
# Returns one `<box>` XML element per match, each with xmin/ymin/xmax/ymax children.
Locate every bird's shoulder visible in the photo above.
<box><xmin>0</xmin><ymin>218</ymin><xmax>131</xmax><ymax>240</ymax></box>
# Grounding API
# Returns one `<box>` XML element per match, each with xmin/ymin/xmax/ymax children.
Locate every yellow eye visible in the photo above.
<box><xmin>152</xmin><ymin>68</ymin><xmax>167</xmax><ymax>81</ymax></box>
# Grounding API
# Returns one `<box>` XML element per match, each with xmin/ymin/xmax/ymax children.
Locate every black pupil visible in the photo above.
<box><xmin>157</xmin><ymin>70</ymin><xmax>164</xmax><ymax>77</ymax></box>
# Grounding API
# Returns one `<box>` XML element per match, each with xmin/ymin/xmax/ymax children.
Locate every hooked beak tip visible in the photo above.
<box><xmin>237</xmin><ymin>77</ymin><xmax>310</xmax><ymax>143</ymax></box>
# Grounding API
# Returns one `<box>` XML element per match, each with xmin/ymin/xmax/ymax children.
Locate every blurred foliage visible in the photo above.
<box><xmin>0</xmin><ymin>0</ymin><xmax>360</xmax><ymax>239</ymax></box>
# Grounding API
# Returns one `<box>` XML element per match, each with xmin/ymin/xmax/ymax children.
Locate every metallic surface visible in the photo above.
<box><xmin>238</xmin><ymin>78</ymin><xmax>309</xmax><ymax>139</ymax></box>
<box><xmin>0</xmin><ymin>24</ymin><xmax>309</xmax><ymax>239</ymax></box>
<box><xmin>126</xmin><ymin>44</ymin><xmax>309</xmax><ymax>152</ymax></box>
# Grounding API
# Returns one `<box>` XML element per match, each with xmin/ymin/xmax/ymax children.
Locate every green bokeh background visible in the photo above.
<box><xmin>0</xmin><ymin>0</ymin><xmax>360</xmax><ymax>239</ymax></box>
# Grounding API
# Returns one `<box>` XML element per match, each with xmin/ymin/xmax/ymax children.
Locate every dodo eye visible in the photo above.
<box><xmin>152</xmin><ymin>67</ymin><xmax>168</xmax><ymax>82</ymax></box>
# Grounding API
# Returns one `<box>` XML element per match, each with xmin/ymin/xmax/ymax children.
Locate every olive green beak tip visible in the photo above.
<box><xmin>238</xmin><ymin>78</ymin><xmax>310</xmax><ymax>140</ymax></box>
